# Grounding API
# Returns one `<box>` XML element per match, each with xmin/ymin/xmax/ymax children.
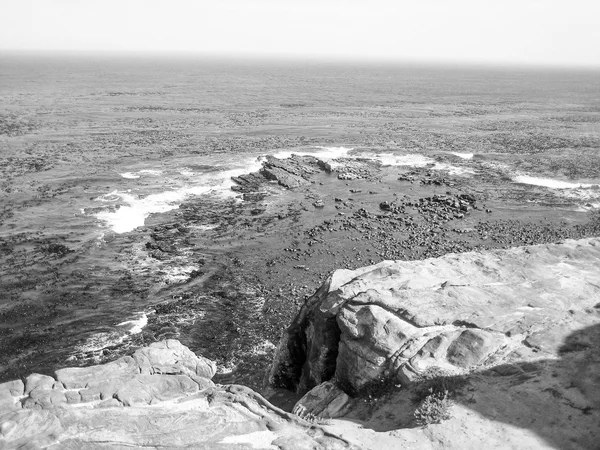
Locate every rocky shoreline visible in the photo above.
<box><xmin>2</xmin><ymin>238</ymin><xmax>599</xmax><ymax>449</ymax></box>
<box><xmin>2</xmin><ymin>148</ymin><xmax>600</xmax><ymax>391</ymax></box>
<box><xmin>3</xmin><ymin>60</ymin><xmax>600</xmax><ymax>448</ymax></box>
<box><xmin>134</xmin><ymin>151</ymin><xmax>600</xmax><ymax>390</ymax></box>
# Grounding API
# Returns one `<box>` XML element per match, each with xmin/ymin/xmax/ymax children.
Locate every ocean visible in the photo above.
<box><xmin>1</xmin><ymin>52</ymin><xmax>599</xmax><ymax>384</ymax></box>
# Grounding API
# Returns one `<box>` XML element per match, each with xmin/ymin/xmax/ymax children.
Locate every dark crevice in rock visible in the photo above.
<box><xmin>299</xmin><ymin>315</ymin><xmax>341</xmax><ymax>393</ymax></box>
<box><xmin>271</xmin><ymin>321</ymin><xmax>308</xmax><ymax>392</ymax></box>
<box><xmin>270</xmin><ymin>279</ymin><xmax>343</xmax><ymax>395</ymax></box>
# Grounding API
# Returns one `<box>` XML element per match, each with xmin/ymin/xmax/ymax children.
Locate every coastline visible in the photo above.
<box><xmin>2</xmin><ymin>237</ymin><xmax>600</xmax><ymax>449</ymax></box>
<box><xmin>1</xmin><ymin>146</ymin><xmax>600</xmax><ymax>389</ymax></box>
<box><xmin>1</xmin><ymin>57</ymin><xmax>600</xmax><ymax>390</ymax></box>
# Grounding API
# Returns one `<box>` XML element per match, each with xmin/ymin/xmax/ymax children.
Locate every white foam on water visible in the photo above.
<box><xmin>120</xmin><ymin>172</ymin><xmax>140</xmax><ymax>179</ymax></box>
<box><xmin>560</xmin><ymin>189</ymin><xmax>600</xmax><ymax>205</ymax></box>
<box><xmin>98</xmin><ymin>190</ymin><xmax>135</xmax><ymax>203</ymax></box>
<box><xmin>433</xmin><ymin>162</ymin><xmax>477</xmax><ymax>176</ymax></box>
<box><xmin>161</xmin><ymin>265</ymin><xmax>201</xmax><ymax>284</ymax></box>
<box><xmin>190</xmin><ymin>224</ymin><xmax>218</xmax><ymax>231</ymax></box>
<box><xmin>359</xmin><ymin>152</ymin><xmax>474</xmax><ymax>176</ymax></box>
<box><xmin>138</xmin><ymin>169</ymin><xmax>163</xmax><ymax>176</ymax></box>
<box><xmin>116</xmin><ymin>312</ymin><xmax>148</xmax><ymax>335</ymax></box>
<box><xmin>96</xmin><ymin>163</ymin><xmax>258</xmax><ymax>233</ymax></box>
<box><xmin>514</xmin><ymin>175</ymin><xmax>596</xmax><ymax>190</ymax></box>
<box><xmin>95</xmin><ymin>232</ymin><xmax>106</xmax><ymax>246</ymax></box>
<box><xmin>575</xmin><ymin>202</ymin><xmax>600</xmax><ymax>212</ymax></box>
<box><xmin>272</xmin><ymin>146</ymin><xmax>353</xmax><ymax>160</ymax></box>
<box><xmin>513</xmin><ymin>174</ymin><xmax>600</xmax><ymax>205</ymax></box>
<box><xmin>120</xmin><ymin>169</ymin><xmax>163</xmax><ymax>179</ymax></box>
<box><xmin>71</xmin><ymin>312</ymin><xmax>149</xmax><ymax>359</ymax></box>
<box><xmin>313</xmin><ymin>145</ymin><xmax>354</xmax><ymax>159</ymax></box>
<box><xmin>364</xmin><ymin>153</ymin><xmax>435</xmax><ymax>167</ymax></box>
<box><xmin>95</xmin><ymin>189</ymin><xmax>199</xmax><ymax>233</ymax></box>
<box><xmin>274</xmin><ymin>146</ymin><xmax>439</xmax><ymax>168</ymax></box>
<box><xmin>72</xmin><ymin>332</ymin><xmax>126</xmax><ymax>356</ymax></box>
<box><xmin>178</xmin><ymin>168</ymin><xmax>195</xmax><ymax>177</ymax></box>
<box><xmin>214</xmin><ymin>159</ymin><xmax>266</xmax><ymax>195</ymax></box>
<box><xmin>451</xmin><ymin>152</ymin><xmax>474</xmax><ymax>159</ymax></box>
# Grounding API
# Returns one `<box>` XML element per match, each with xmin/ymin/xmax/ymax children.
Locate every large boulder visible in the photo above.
<box><xmin>269</xmin><ymin>238</ymin><xmax>600</xmax><ymax>396</ymax></box>
<box><xmin>267</xmin><ymin>238</ymin><xmax>600</xmax><ymax>449</ymax></box>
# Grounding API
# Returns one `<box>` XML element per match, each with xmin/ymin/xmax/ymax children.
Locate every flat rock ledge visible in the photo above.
<box><xmin>0</xmin><ymin>340</ymin><xmax>355</xmax><ymax>450</ymax></box>
<box><xmin>269</xmin><ymin>238</ymin><xmax>600</xmax><ymax>449</ymax></box>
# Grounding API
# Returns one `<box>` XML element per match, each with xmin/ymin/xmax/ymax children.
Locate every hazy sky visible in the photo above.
<box><xmin>2</xmin><ymin>0</ymin><xmax>599</xmax><ymax>67</ymax></box>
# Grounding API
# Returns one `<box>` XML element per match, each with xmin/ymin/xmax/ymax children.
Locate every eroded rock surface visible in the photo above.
<box><xmin>231</xmin><ymin>154</ymin><xmax>379</xmax><ymax>194</ymax></box>
<box><xmin>0</xmin><ymin>340</ymin><xmax>355</xmax><ymax>449</ymax></box>
<box><xmin>268</xmin><ymin>238</ymin><xmax>600</xmax><ymax>449</ymax></box>
<box><xmin>270</xmin><ymin>238</ymin><xmax>600</xmax><ymax>394</ymax></box>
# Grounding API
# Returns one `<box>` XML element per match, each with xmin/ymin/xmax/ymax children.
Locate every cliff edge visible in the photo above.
<box><xmin>269</xmin><ymin>237</ymin><xmax>600</xmax><ymax>449</ymax></box>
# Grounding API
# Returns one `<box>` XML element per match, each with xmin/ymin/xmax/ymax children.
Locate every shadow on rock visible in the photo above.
<box><xmin>294</xmin><ymin>323</ymin><xmax>600</xmax><ymax>450</ymax></box>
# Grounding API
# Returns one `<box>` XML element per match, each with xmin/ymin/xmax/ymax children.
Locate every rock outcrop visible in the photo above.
<box><xmin>269</xmin><ymin>238</ymin><xmax>600</xmax><ymax>449</ymax></box>
<box><xmin>231</xmin><ymin>154</ymin><xmax>378</xmax><ymax>194</ymax></box>
<box><xmin>270</xmin><ymin>238</ymin><xmax>600</xmax><ymax>396</ymax></box>
<box><xmin>0</xmin><ymin>340</ymin><xmax>355</xmax><ymax>449</ymax></box>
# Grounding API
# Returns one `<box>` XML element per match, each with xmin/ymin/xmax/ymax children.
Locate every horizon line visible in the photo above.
<box><xmin>2</xmin><ymin>48</ymin><xmax>600</xmax><ymax>72</ymax></box>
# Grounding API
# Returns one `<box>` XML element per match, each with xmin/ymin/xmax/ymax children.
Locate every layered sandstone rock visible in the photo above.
<box><xmin>270</xmin><ymin>237</ymin><xmax>600</xmax><ymax>397</ymax></box>
<box><xmin>0</xmin><ymin>340</ymin><xmax>355</xmax><ymax>449</ymax></box>
<box><xmin>267</xmin><ymin>238</ymin><xmax>600</xmax><ymax>449</ymax></box>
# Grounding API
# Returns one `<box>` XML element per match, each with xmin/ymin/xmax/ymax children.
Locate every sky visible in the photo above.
<box><xmin>1</xmin><ymin>0</ymin><xmax>600</xmax><ymax>67</ymax></box>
